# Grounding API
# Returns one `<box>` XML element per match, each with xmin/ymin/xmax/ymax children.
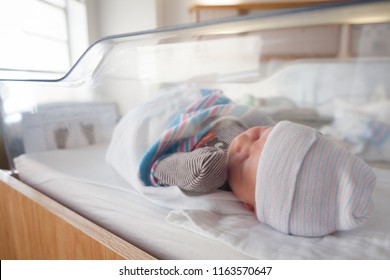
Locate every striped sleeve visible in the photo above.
<box><xmin>152</xmin><ymin>147</ymin><xmax>228</xmax><ymax>193</ymax></box>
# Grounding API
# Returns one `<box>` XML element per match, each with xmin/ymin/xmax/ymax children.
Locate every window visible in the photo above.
<box><xmin>0</xmin><ymin>0</ymin><xmax>88</xmax><ymax>76</ymax></box>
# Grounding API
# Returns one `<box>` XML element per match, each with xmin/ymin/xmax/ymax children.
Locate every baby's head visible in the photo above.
<box><xmin>227</xmin><ymin>121</ymin><xmax>376</xmax><ymax>237</ymax></box>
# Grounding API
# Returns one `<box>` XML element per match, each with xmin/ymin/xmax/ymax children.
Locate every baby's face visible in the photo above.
<box><xmin>227</xmin><ymin>126</ymin><xmax>273</xmax><ymax>211</ymax></box>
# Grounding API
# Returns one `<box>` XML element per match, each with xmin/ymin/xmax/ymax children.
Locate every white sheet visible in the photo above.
<box><xmin>15</xmin><ymin>144</ymin><xmax>390</xmax><ymax>259</ymax></box>
<box><xmin>14</xmin><ymin>144</ymin><xmax>252</xmax><ymax>260</ymax></box>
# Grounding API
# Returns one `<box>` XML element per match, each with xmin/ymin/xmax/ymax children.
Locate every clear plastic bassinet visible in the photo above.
<box><xmin>1</xmin><ymin>0</ymin><xmax>390</xmax><ymax>171</ymax></box>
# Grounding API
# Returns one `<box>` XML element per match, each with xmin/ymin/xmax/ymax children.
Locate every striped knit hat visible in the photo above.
<box><xmin>256</xmin><ymin>121</ymin><xmax>376</xmax><ymax>237</ymax></box>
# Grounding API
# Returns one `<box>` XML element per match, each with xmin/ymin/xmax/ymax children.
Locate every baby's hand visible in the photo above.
<box><xmin>153</xmin><ymin>147</ymin><xmax>228</xmax><ymax>192</ymax></box>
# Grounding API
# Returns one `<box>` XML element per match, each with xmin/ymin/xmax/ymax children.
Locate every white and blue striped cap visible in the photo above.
<box><xmin>255</xmin><ymin>121</ymin><xmax>376</xmax><ymax>237</ymax></box>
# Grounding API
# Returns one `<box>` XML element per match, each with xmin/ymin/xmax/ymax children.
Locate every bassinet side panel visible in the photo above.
<box><xmin>0</xmin><ymin>171</ymin><xmax>155</xmax><ymax>260</ymax></box>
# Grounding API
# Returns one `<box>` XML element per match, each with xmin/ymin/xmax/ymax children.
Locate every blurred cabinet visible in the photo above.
<box><xmin>189</xmin><ymin>1</ymin><xmax>346</xmax><ymax>22</ymax></box>
<box><xmin>189</xmin><ymin>2</ymin><xmax>390</xmax><ymax>60</ymax></box>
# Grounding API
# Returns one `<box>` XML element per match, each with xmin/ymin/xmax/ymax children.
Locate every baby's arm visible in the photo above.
<box><xmin>153</xmin><ymin>147</ymin><xmax>228</xmax><ymax>193</ymax></box>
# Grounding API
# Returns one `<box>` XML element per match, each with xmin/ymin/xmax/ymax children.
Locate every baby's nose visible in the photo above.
<box><xmin>234</xmin><ymin>133</ymin><xmax>251</xmax><ymax>152</ymax></box>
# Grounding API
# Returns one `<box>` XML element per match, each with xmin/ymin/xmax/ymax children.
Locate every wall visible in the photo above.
<box><xmin>85</xmin><ymin>0</ymin><xmax>158</xmax><ymax>43</ymax></box>
<box><xmin>156</xmin><ymin>0</ymin><xmax>196</xmax><ymax>27</ymax></box>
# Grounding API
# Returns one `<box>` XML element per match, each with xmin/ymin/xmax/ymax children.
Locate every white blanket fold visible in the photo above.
<box><xmin>106</xmin><ymin>87</ymin><xmax>249</xmax><ymax>214</ymax></box>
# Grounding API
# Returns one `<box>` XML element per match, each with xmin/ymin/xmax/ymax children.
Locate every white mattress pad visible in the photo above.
<box><xmin>14</xmin><ymin>144</ymin><xmax>252</xmax><ymax>259</ymax></box>
<box><xmin>15</xmin><ymin>144</ymin><xmax>390</xmax><ymax>259</ymax></box>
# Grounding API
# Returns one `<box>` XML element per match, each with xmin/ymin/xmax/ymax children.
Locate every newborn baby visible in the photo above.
<box><xmin>139</xmin><ymin>91</ymin><xmax>376</xmax><ymax>237</ymax></box>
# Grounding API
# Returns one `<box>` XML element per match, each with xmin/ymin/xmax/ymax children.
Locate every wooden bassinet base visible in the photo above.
<box><xmin>0</xmin><ymin>170</ymin><xmax>155</xmax><ymax>260</ymax></box>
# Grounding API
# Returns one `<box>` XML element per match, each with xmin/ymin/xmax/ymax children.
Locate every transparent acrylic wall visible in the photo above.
<box><xmin>1</xmin><ymin>0</ymin><xmax>390</xmax><ymax>170</ymax></box>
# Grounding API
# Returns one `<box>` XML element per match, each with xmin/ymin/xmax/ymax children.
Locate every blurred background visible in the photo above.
<box><xmin>1</xmin><ymin>0</ymin><xmax>389</xmax><ymax>169</ymax></box>
<box><xmin>0</xmin><ymin>0</ymin><xmax>344</xmax><ymax>77</ymax></box>
<box><xmin>0</xmin><ymin>0</ymin><xmax>283</xmax><ymax>168</ymax></box>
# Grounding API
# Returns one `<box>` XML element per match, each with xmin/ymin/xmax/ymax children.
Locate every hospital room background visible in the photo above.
<box><xmin>1</xmin><ymin>0</ymin><xmax>390</xmax><ymax>169</ymax></box>
<box><xmin>1</xmin><ymin>0</ymin><xmax>390</xmax><ymax>260</ymax></box>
